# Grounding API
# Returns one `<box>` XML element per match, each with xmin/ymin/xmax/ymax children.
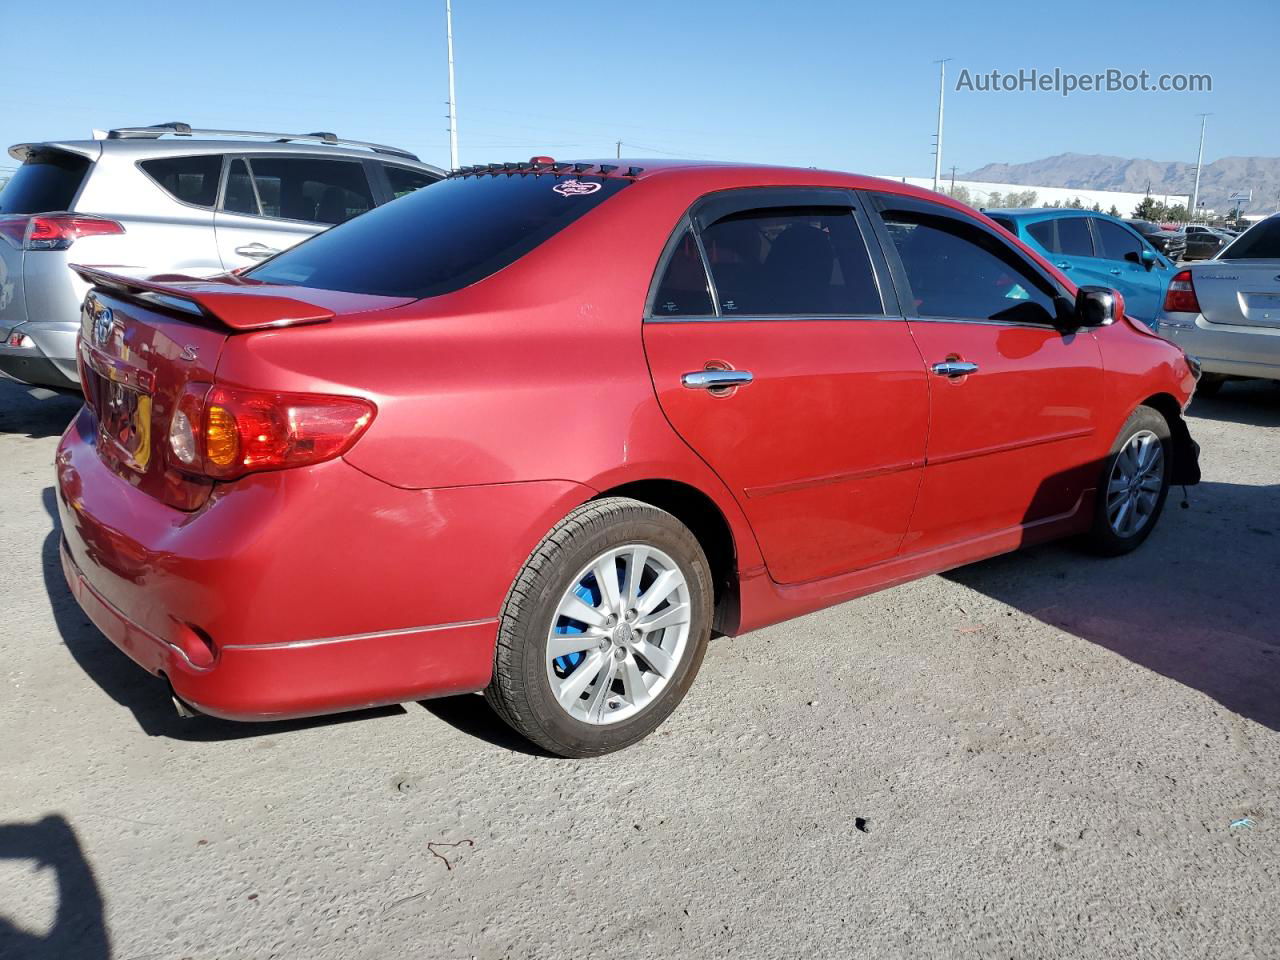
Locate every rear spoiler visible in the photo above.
<box><xmin>70</xmin><ymin>265</ymin><xmax>334</xmax><ymax>331</ymax></box>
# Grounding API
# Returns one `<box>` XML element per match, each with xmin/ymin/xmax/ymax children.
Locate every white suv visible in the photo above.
<box><xmin>0</xmin><ymin>122</ymin><xmax>443</xmax><ymax>390</ymax></box>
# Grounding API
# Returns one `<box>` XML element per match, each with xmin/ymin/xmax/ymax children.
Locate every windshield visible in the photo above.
<box><xmin>250</xmin><ymin>173</ymin><xmax>632</xmax><ymax>299</ymax></box>
<box><xmin>1218</xmin><ymin>218</ymin><xmax>1280</xmax><ymax>260</ymax></box>
<box><xmin>0</xmin><ymin>149</ymin><xmax>91</xmax><ymax>214</ymax></box>
<box><xmin>1128</xmin><ymin>220</ymin><xmax>1158</xmax><ymax>235</ymax></box>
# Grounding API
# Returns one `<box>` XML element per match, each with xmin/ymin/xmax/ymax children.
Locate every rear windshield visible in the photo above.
<box><xmin>1219</xmin><ymin>218</ymin><xmax>1280</xmax><ymax>260</ymax></box>
<box><xmin>249</xmin><ymin>173</ymin><xmax>631</xmax><ymax>299</ymax></box>
<box><xmin>0</xmin><ymin>149</ymin><xmax>91</xmax><ymax>214</ymax></box>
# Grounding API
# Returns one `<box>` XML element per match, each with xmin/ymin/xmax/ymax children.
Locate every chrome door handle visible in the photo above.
<box><xmin>1056</xmin><ymin>261</ymin><xmax>1071</xmax><ymax>269</ymax></box>
<box><xmin>1110</xmin><ymin>268</ymin><xmax>1122</xmax><ymax>275</ymax></box>
<box><xmin>931</xmin><ymin>360</ymin><xmax>979</xmax><ymax>377</ymax></box>
<box><xmin>681</xmin><ymin>370</ymin><xmax>754</xmax><ymax>390</ymax></box>
<box><xmin>234</xmin><ymin>243</ymin><xmax>279</xmax><ymax>259</ymax></box>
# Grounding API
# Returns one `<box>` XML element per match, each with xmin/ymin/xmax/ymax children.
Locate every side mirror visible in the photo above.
<box><xmin>1140</xmin><ymin>248</ymin><xmax>1157</xmax><ymax>270</ymax></box>
<box><xmin>1074</xmin><ymin>285</ymin><xmax>1121</xmax><ymax>328</ymax></box>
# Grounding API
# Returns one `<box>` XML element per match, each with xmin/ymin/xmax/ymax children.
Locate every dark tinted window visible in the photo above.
<box><xmin>879</xmin><ymin>207</ymin><xmax>1059</xmax><ymax>324</ymax></box>
<box><xmin>224</xmin><ymin>159</ymin><xmax>258</xmax><ymax>215</ymax></box>
<box><xmin>1094</xmin><ymin>219</ymin><xmax>1144</xmax><ymax>261</ymax></box>
<box><xmin>989</xmin><ymin>216</ymin><xmax>1016</xmax><ymax>235</ymax></box>
<box><xmin>0</xmin><ymin>150</ymin><xmax>91</xmax><ymax>214</ymax></box>
<box><xmin>140</xmin><ymin>155</ymin><xmax>222</xmax><ymax>208</ymax></box>
<box><xmin>699</xmin><ymin>207</ymin><xmax>882</xmax><ymax>315</ymax></box>
<box><xmin>384</xmin><ymin>164</ymin><xmax>438</xmax><ymax>200</ymax></box>
<box><xmin>1056</xmin><ymin>217</ymin><xmax>1094</xmax><ymax>256</ymax></box>
<box><xmin>1028</xmin><ymin>218</ymin><xmax>1092</xmax><ymax>256</ymax></box>
<box><xmin>651</xmin><ymin>227</ymin><xmax>713</xmax><ymax>316</ymax></box>
<box><xmin>250</xmin><ymin>174</ymin><xmax>631</xmax><ymax>298</ymax></box>
<box><xmin>247</xmin><ymin>157</ymin><xmax>373</xmax><ymax>224</ymax></box>
<box><xmin>1127</xmin><ymin>219</ymin><xmax>1158</xmax><ymax>236</ymax></box>
<box><xmin>1220</xmin><ymin>218</ymin><xmax>1280</xmax><ymax>259</ymax></box>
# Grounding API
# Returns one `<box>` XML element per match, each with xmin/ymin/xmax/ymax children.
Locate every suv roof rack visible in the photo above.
<box><xmin>104</xmin><ymin>122</ymin><xmax>420</xmax><ymax>161</ymax></box>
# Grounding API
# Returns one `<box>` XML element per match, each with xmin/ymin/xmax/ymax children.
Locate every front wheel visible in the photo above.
<box><xmin>1084</xmin><ymin>406</ymin><xmax>1171</xmax><ymax>556</ymax></box>
<box><xmin>485</xmin><ymin>498</ymin><xmax>714</xmax><ymax>757</ymax></box>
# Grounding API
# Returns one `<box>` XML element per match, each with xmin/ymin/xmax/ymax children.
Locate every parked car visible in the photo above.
<box><xmin>1126</xmin><ymin>219</ymin><xmax>1188</xmax><ymax>262</ymax></box>
<box><xmin>0</xmin><ymin>123</ymin><xmax>442</xmax><ymax>391</ymax></box>
<box><xmin>1182</xmin><ymin>224</ymin><xmax>1233</xmax><ymax>261</ymax></box>
<box><xmin>1156</xmin><ymin>213</ymin><xmax>1280</xmax><ymax>392</ymax></box>
<box><xmin>986</xmin><ymin>208</ymin><xmax>1176</xmax><ymax>327</ymax></box>
<box><xmin>57</xmin><ymin>161</ymin><xmax>1201</xmax><ymax>757</ymax></box>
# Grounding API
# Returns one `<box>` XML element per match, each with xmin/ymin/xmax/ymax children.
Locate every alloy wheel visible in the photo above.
<box><xmin>1106</xmin><ymin>429</ymin><xmax>1165</xmax><ymax>538</ymax></box>
<box><xmin>545</xmin><ymin>544</ymin><xmax>692</xmax><ymax>725</ymax></box>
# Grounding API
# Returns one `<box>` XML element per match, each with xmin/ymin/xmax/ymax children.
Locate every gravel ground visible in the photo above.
<box><xmin>1</xmin><ymin>376</ymin><xmax>1277</xmax><ymax>960</ymax></box>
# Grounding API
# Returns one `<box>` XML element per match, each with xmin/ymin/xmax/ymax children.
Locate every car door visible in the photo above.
<box><xmin>867</xmin><ymin>192</ymin><xmax>1105</xmax><ymax>554</ymax></box>
<box><xmin>212</xmin><ymin>155</ymin><xmax>376</xmax><ymax>271</ymax></box>
<box><xmin>1090</xmin><ymin>216</ymin><xmax>1167</xmax><ymax>324</ymax></box>
<box><xmin>642</xmin><ymin>189</ymin><xmax>930</xmax><ymax>585</ymax></box>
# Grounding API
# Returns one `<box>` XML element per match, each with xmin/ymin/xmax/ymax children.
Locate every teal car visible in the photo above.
<box><xmin>984</xmin><ymin>209</ymin><xmax>1175</xmax><ymax>328</ymax></box>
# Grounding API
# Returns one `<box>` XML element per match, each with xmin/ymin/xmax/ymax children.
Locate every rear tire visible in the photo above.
<box><xmin>485</xmin><ymin>497</ymin><xmax>714</xmax><ymax>758</ymax></box>
<box><xmin>1084</xmin><ymin>406</ymin><xmax>1171</xmax><ymax>556</ymax></box>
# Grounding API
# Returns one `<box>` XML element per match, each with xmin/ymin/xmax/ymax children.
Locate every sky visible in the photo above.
<box><xmin>1</xmin><ymin>0</ymin><xmax>1276</xmax><ymax>178</ymax></box>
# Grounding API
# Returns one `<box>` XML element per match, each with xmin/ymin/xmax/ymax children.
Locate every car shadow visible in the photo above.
<box><xmin>0</xmin><ymin>379</ymin><xmax>82</xmax><ymax>439</ymax></box>
<box><xmin>945</xmin><ymin>479</ymin><xmax>1280</xmax><ymax>731</ymax></box>
<box><xmin>0</xmin><ymin>815</ymin><xmax>109</xmax><ymax>960</ymax></box>
<box><xmin>41</xmin><ymin>487</ymin><xmax>406</xmax><ymax>741</ymax></box>
<box><xmin>418</xmin><ymin>693</ymin><xmax>553</xmax><ymax>758</ymax></box>
<box><xmin>1187</xmin><ymin>379</ymin><xmax>1280</xmax><ymax>428</ymax></box>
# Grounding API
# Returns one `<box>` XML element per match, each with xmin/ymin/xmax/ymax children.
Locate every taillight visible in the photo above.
<box><xmin>168</xmin><ymin>384</ymin><xmax>375</xmax><ymax>480</ymax></box>
<box><xmin>1163</xmin><ymin>270</ymin><xmax>1201</xmax><ymax>314</ymax></box>
<box><xmin>26</xmin><ymin>214</ymin><xmax>125</xmax><ymax>250</ymax></box>
<box><xmin>0</xmin><ymin>214</ymin><xmax>125</xmax><ymax>250</ymax></box>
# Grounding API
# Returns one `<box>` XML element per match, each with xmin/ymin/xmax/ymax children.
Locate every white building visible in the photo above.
<box><xmin>879</xmin><ymin>175</ymin><xmax>1188</xmax><ymax>214</ymax></box>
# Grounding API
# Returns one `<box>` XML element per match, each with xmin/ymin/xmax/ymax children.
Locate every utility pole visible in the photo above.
<box><xmin>1190</xmin><ymin>113</ymin><xmax>1209</xmax><ymax>224</ymax></box>
<box><xmin>445</xmin><ymin>0</ymin><xmax>459</xmax><ymax>169</ymax></box>
<box><xmin>949</xmin><ymin>165</ymin><xmax>957</xmax><ymax>194</ymax></box>
<box><xmin>932</xmin><ymin>58</ymin><xmax>951</xmax><ymax>192</ymax></box>
<box><xmin>616</xmin><ymin>140</ymin><xmax>622</xmax><ymax>159</ymax></box>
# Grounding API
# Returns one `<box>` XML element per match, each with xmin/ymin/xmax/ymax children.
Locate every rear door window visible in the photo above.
<box><xmin>1027</xmin><ymin>217</ymin><xmax>1093</xmax><ymax>257</ymax></box>
<box><xmin>383</xmin><ymin>164</ymin><xmax>439</xmax><ymax>200</ymax></box>
<box><xmin>241</xmin><ymin>157</ymin><xmax>375</xmax><ymax>224</ymax></box>
<box><xmin>698</xmin><ymin>206</ymin><xmax>883</xmax><ymax>315</ymax></box>
<box><xmin>876</xmin><ymin>201</ymin><xmax>1061</xmax><ymax>324</ymax></box>
<box><xmin>223</xmin><ymin>158</ymin><xmax>259</xmax><ymax>215</ymax></box>
<box><xmin>651</xmin><ymin>226</ymin><xmax>714</xmax><ymax>317</ymax></box>
<box><xmin>1093</xmin><ymin>219</ymin><xmax>1145</xmax><ymax>262</ymax></box>
<box><xmin>249</xmin><ymin>173</ymin><xmax>631</xmax><ymax>298</ymax></box>
<box><xmin>0</xmin><ymin>149</ymin><xmax>91</xmax><ymax>214</ymax></box>
<box><xmin>140</xmin><ymin>155</ymin><xmax>222</xmax><ymax>208</ymax></box>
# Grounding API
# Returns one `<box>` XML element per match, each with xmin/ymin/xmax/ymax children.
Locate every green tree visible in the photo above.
<box><xmin>1090</xmin><ymin>202</ymin><xmax>1103</xmax><ymax>213</ymax></box>
<box><xmin>1066</xmin><ymin>197</ymin><xmax>1084</xmax><ymax>209</ymax></box>
<box><xmin>984</xmin><ymin>191</ymin><xmax>1004</xmax><ymax>208</ymax></box>
<box><xmin>1108</xmin><ymin>205</ymin><xmax>1120</xmax><ymax>218</ymax></box>
<box><xmin>947</xmin><ymin>184</ymin><xmax>973</xmax><ymax>207</ymax></box>
<box><xmin>1133</xmin><ymin>196</ymin><xmax>1159</xmax><ymax>219</ymax></box>
<box><xmin>1165</xmin><ymin>203</ymin><xmax>1190</xmax><ymax>223</ymax></box>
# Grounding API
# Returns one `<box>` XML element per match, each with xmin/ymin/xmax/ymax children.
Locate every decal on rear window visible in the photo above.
<box><xmin>553</xmin><ymin>179</ymin><xmax>602</xmax><ymax>197</ymax></box>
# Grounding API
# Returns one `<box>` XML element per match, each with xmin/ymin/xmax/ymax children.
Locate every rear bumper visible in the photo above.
<box><xmin>60</xmin><ymin>538</ymin><xmax>498</xmax><ymax>719</ymax></box>
<box><xmin>56</xmin><ymin>406</ymin><xmax>593</xmax><ymax>720</ymax></box>
<box><xmin>1157</xmin><ymin>312</ymin><xmax>1280</xmax><ymax>381</ymax></box>
<box><xmin>0</xmin><ymin>321</ymin><xmax>81</xmax><ymax>390</ymax></box>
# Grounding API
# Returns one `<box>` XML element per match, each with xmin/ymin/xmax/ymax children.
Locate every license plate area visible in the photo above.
<box><xmin>82</xmin><ymin>344</ymin><xmax>155</xmax><ymax>473</ymax></box>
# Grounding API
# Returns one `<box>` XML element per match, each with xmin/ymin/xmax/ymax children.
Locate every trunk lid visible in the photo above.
<box><xmin>74</xmin><ymin>269</ymin><xmax>413</xmax><ymax>507</ymax></box>
<box><xmin>1192</xmin><ymin>261</ymin><xmax>1280</xmax><ymax>329</ymax></box>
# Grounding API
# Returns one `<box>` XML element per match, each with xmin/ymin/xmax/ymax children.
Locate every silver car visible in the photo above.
<box><xmin>1156</xmin><ymin>213</ymin><xmax>1280</xmax><ymax>393</ymax></box>
<box><xmin>0</xmin><ymin>123</ymin><xmax>443</xmax><ymax>390</ymax></box>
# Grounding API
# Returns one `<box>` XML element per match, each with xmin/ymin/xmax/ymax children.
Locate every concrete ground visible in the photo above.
<box><xmin>1</xmin><ymin>376</ymin><xmax>1276</xmax><ymax>960</ymax></box>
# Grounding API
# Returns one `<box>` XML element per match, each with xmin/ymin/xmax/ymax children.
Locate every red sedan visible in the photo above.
<box><xmin>56</xmin><ymin>160</ymin><xmax>1201</xmax><ymax>756</ymax></box>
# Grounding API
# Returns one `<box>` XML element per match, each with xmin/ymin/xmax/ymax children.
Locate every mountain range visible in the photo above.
<box><xmin>961</xmin><ymin>153</ymin><xmax>1279</xmax><ymax>215</ymax></box>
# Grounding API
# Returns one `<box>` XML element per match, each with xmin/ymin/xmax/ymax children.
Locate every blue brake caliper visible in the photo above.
<box><xmin>553</xmin><ymin>561</ymin><xmax>624</xmax><ymax>676</ymax></box>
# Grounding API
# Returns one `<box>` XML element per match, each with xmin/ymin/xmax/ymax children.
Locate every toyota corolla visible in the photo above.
<box><xmin>56</xmin><ymin>159</ymin><xmax>1201</xmax><ymax>757</ymax></box>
